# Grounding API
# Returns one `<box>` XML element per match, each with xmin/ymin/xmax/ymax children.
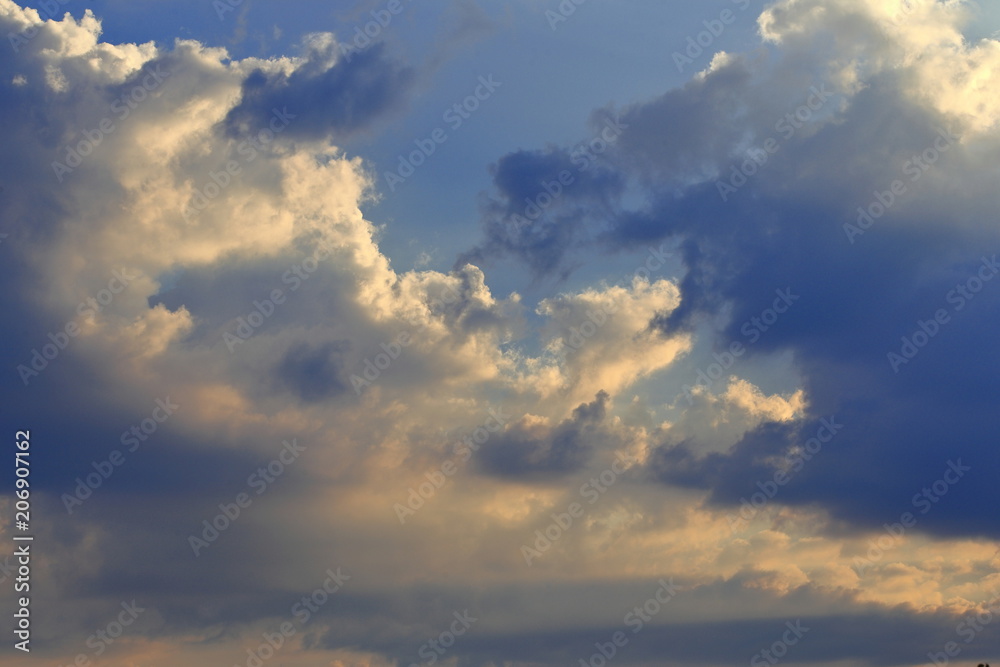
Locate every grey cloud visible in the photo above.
<box><xmin>274</xmin><ymin>339</ymin><xmax>352</xmax><ymax>402</ymax></box>
<box><xmin>223</xmin><ymin>40</ymin><xmax>414</xmax><ymax>141</ymax></box>
<box><xmin>475</xmin><ymin>391</ymin><xmax>609</xmax><ymax>479</ymax></box>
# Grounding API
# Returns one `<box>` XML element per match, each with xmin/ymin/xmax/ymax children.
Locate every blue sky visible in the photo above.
<box><xmin>2</xmin><ymin>1</ymin><xmax>1000</xmax><ymax>666</ymax></box>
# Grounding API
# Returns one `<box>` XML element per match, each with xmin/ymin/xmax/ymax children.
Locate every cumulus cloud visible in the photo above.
<box><xmin>3</xmin><ymin>0</ymin><xmax>1000</xmax><ymax>665</ymax></box>
<box><xmin>462</xmin><ymin>0</ymin><xmax>1000</xmax><ymax>542</ymax></box>
<box><xmin>0</xmin><ymin>0</ymin><xmax>686</xmax><ymax>653</ymax></box>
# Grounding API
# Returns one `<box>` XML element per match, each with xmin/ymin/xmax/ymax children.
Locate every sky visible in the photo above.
<box><xmin>1</xmin><ymin>0</ymin><xmax>1000</xmax><ymax>666</ymax></box>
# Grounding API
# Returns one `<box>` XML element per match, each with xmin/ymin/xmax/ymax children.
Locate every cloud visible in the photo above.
<box><xmin>463</xmin><ymin>0</ymin><xmax>1000</xmax><ymax>542</ymax></box>
<box><xmin>457</xmin><ymin>144</ymin><xmax>626</xmax><ymax>277</ymax></box>
<box><xmin>529</xmin><ymin>276</ymin><xmax>691</xmax><ymax>403</ymax></box>
<box><xmin>274</xmin><ymin>339</ymin><xmax>352</xmax><ymax>402</ymax></box>
<box><xmin>475</xmin><ymin>390</ymin><xmax>608</xmax><ymax>478</ymax></box>
<box><xmin>223</xmin><ymin>35</ymin><xmax>415</xmax><ymax>141</ymax></box>
<box><xmin>3</xmin><ymin>1</ymin><xmax>1000</xmax><ymax>665</ymax></box>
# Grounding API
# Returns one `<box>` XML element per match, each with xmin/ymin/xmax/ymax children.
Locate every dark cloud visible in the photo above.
<box><xmin>223</xmin><ymin>40</ymin><xmax>414</xmax><ymax>141</ymax></box>
<box><xmin>306</xmin><ymin>577</ymin><xmax>1000</xmax><ymax>667</ymax></box>
<box><xmin>475</xmin><ymin>391</ymin><xmax>608</xmax><ymax>478</ymax></box>
<box><xmin>602</xmin><ymin>71</ymin><xmax>1000</xmax><ymax>539</ymax></box>
<box><xmin>274</xmin><ymin>339</ymin><xmax>351</xmax><ymax>402</ymax></box>
<box><xmin>438</xmin><ymin>612</ymin><xmax>997</xmax><ymax>667</ymax></box>
<box><xmin>456</xmin><ymin>145</ymin><xmax>626</xmax><ymax>278</ymax></box>
<box><xmin>450</xmin><ymin>7</ymin><xmax>1000</xmax><ymax>540</ymax></box>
